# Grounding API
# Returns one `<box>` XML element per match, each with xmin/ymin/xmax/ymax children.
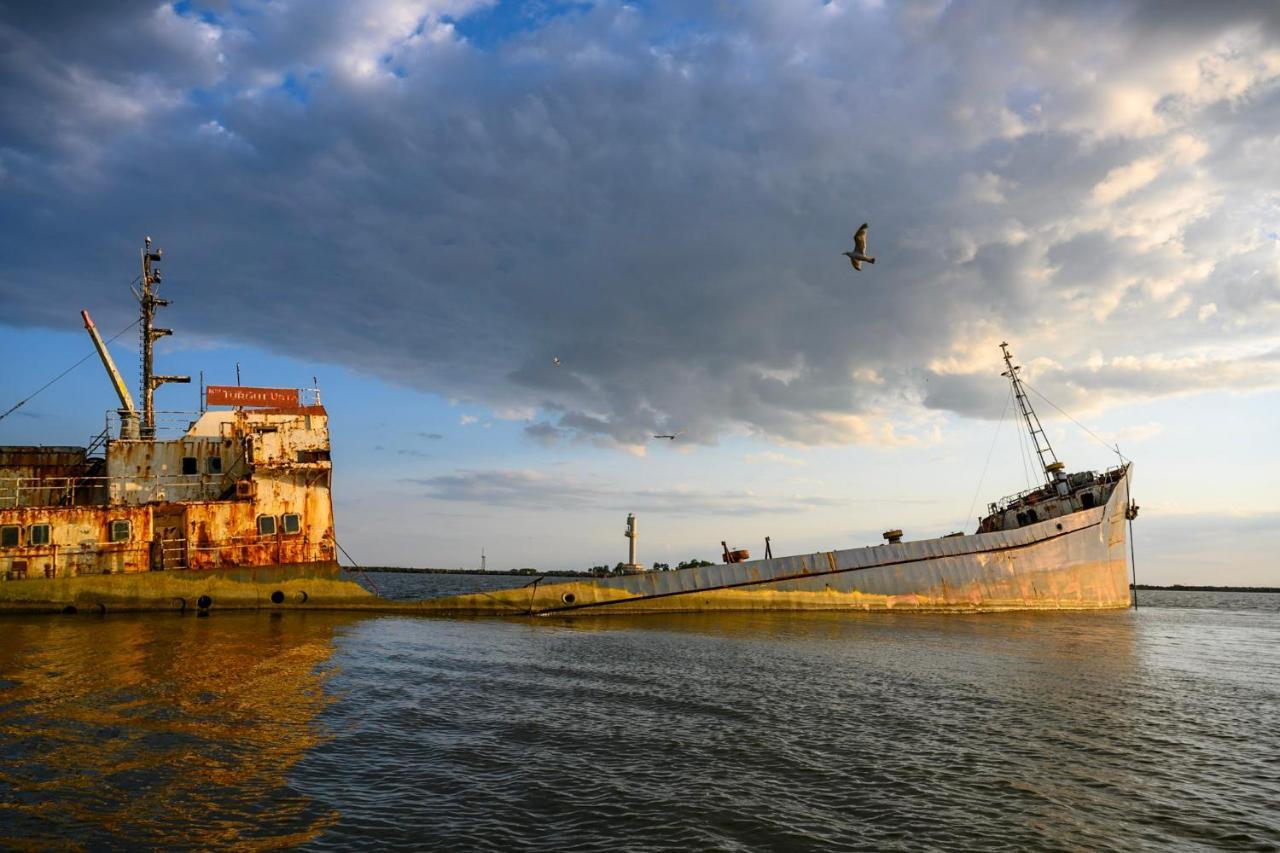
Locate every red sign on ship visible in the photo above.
<box><xmin>206</xmin><ymin>385</ymin><xmax>300</xmax><ymax>407</ymax></box>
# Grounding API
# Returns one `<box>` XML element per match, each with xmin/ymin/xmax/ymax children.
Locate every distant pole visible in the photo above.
<box><xmin>481</xmin><ymin>547</ymin><xmax>486</xmax><ymax>572</ymax></box>
<box><xmin>1125</xmin><ymin>488</ymin><xmax>1141</xmax><ymax>609</ymax></box>
<box><xmin>765</xmin><ymin>536</ymin><xmax>773</xmax><ymax>559</ymax></box>
<box><xmin>235</xmin><ymin>361</ymin><xmax>241</xmax><ymax>386</ymax></box>
<box><xmin>1129</xmin><ymin>508</ymin><xmax>1138</xmax><ymax>609</ymax></box>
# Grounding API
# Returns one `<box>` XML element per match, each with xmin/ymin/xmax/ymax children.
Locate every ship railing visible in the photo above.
<box><xmin>1</xmin><ymin>543</ymin><xmax>151</xmax><ymax>579</ymax></box>
<box><xmin>103</xmin><ymin>409</ymin><xmax>203</xmax><ymax>440</ymax></box>
<box><xmin>0</xmin><ymin>474</ymin><xmax>228</xmax><ymax>508</ymax></box>
<box><xmin>182</xmin><ymin>536</ymin><xmax>334</xmax><ymax>567</ymax></box>
<box><xmin>1</xmin><ymin>540</ymin><xmax>333</xmax><ymax>580</ymax></box>
<box><xmin>992</xmin><ymin>483</ymin><xmax>1053</xmax><ymax>514</ymax></box>
<box><xmin>185</xmin><ymin>536</ymin><xmax>331</xmax><ymax>552</ymax></box>
<box><xmin>991</xmin><ymin>462</ymin><xmax>1130</xmax><ymax>514</ymax></box>
<box><xmin>100</xmin><ymin>394</ymin><xmax>323</xmax><ymax>440</ymax></box>
<box><xmin>159</xmin><ymin>538</ymin><xmax>188</xmax><ymax>570</ymax></box>
<box><xmin>0</xmin><ymin>475</ymin><xmax>108</xmax><ymax>508</ymax></box>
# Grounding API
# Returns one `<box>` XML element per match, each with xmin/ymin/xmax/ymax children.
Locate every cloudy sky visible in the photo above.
<box><xmin>2</xmin><ymin>0</ymin><xmax>1278</xmax><ymax>583</ymax></box>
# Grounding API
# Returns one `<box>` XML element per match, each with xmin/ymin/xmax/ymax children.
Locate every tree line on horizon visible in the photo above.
<box><xmin>585</xmin><ymin>558</ymin><xmax>715</xmax><ymax>577</ymax></box>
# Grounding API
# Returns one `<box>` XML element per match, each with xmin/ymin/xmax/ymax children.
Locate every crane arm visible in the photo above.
<box><xmin>81</xmin><ymin>309</ymin><xmax>136</xmax><ymax>413</ymax></box>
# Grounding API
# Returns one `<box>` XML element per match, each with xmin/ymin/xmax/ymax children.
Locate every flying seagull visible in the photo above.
<box><xmin>843</xmin><ymin>223</ymin><xmax>876</xmax><ymax>271</ymax></box>
<box><xmin>653</xmin><ymin>431</ymin><xmax>685</xmax><ymax>440</ymax></box>
<box><xmin>552</xmin><ymin>356</ymin><xmax>562</xmax><ymax>367</ymax></box>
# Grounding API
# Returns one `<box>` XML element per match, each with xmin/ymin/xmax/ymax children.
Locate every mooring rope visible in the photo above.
<box><xmin>334</xmin><ymin>537</ymin><xmax>380</xmax><ymax>594</ymax></box>
<box><xmin>1022</xmin><ymin>380</ymin><xmax>1128</xmax><ymax>462</ymax></box>
<box><xmin>0</xmin><ymin>318</ymin><xmax>141</xmax><ymax>423</ymax></box>
<box><xmin>964</xmin><ymin>385</ymin><xmax>1013</xmax><ymax>531</ymax></box>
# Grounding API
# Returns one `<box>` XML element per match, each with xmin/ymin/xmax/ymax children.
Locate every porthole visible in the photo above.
<box><xmin>561</xmin><ymin>592</ymin><xmax>577</xmax><ymax>605</ymax></box>
<box><xmin>197</xmin><ymin>594</ymin><xmax>212</xmax><ymax>610</ymax></box>
<box><xmin>270</xmin><ymin>590</ymin><xmax>285</xmax><ymax>605</ymax></box>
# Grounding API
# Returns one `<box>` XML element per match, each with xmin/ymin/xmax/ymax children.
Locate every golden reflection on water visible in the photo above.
<box><xmin>0</xmin><ymin>611</ymin><xmax>363</xmax><ymax>849</ymax></box>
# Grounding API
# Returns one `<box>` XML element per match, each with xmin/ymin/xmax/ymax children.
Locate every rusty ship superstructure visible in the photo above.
<box><xmin>0</xmin><ymin>239</ymin><xmax>373</xmax><ymax>612</ymax></box>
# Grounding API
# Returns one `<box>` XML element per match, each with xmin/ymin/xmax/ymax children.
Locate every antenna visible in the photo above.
<box><xmin>138</xmin><ymin>237</ymin><xmax>190</xmax><ymax>438</ymax></box>
<box><xmin>999</xmin><ymin>342</ymin><xmax>1062</xmax><ymax>488</ymax></box>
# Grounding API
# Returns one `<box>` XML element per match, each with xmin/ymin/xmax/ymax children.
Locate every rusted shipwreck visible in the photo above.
<box><xmin>407</xmin><ymin>342</ymin><xmax>1137</xmax><ymax>616</ymax></box>
<box><xmin>1</xmin><ymin>238</ymin><xmax>367</xmax><ymax>613</ymax></box>
<box><xmin>1</xmin><ymin>240</ymin><xmax>1136</xmax><ymax>615</ymax></box>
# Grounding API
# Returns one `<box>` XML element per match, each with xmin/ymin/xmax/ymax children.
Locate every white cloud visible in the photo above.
<box><xmin>744</xmin><ymin>451</ymin><xmax>808</xmax><ymax>468</ymax></box>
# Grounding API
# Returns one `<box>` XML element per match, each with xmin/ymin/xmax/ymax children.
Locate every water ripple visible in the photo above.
<box><xmin>0</xmin><ymin>588</ymin><xmax>1276</xmax><ymax>850</ymax></box>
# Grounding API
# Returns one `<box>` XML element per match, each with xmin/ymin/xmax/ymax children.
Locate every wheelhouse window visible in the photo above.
<box><xmin>28</xmin><ymin>524</ymin><xmax>50</xmax><ymax>546</ymax></box>
<box><xmin>257</xmin><ymin>515</ymin><xmax>277</xmax><ymax>536</ymax></box>
<box><xmin>281</xmin><ymin>513</ymin><xmax>301</xmax><ymax>535</ymax></box>
<box><xmin>182</xmin><ymin>457</ymin><xmax>199</xmax><ymax>475</ymax></box>
<box><xmin>110</xmin><ymin>520</ymin><xmax>132</xmax><ymax>542</ymax></box>
<box><xmin>206</xmin><ymin>456</ymin><xmax>223</xmax><ymax>475</ymax></box>
<box><xmin>0</xmin><ymin>525</ymin><xmax>18</xmax><ymax>548</ymax></box>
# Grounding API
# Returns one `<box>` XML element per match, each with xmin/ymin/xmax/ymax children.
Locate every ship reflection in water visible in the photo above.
<box><xmin>0</xmin><ymin>612</ymin><xmax>354</xmax><ymax>848</ymax></box>
<box><xmin>1</xmin><ymin>591</ymin><xmax>1278</xmax><ymax>850</ymax></box>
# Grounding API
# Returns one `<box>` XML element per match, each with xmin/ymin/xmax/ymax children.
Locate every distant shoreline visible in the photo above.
<box><xmin>1133</xmin><ymin>584</ymin><xmax>1279</xmax><ymax>594</ymax></box>
<box><xmin>350</xmin><ymin>569</ymin><xmax>1278</xmax><ymax>593</ymax></box>
<box><xmin>353</xmin><ymin>566</ymin><xmax>585</xmax><ymax>578</ymax></box>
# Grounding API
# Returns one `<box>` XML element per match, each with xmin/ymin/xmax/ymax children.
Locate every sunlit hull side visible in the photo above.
<box><xmin>409</xmin><ymin>467</ymin><xmax>1134</xmax><ymax>616</ymax></box>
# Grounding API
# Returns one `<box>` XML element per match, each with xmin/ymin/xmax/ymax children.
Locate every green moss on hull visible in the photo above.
<box><xmin>0</xmin><ymin>562</ymin><xmax>376</xmax><ymax>614</ymax></box>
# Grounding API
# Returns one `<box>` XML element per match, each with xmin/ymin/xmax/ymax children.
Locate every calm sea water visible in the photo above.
<box><xmin>0</xmin><ymin>579</ymin><xmax>1276</xmax><ymax>851</ymax></box>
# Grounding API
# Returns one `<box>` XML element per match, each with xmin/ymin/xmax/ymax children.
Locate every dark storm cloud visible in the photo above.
<box><xmin>2</xmin><ymin>0</ymin><xmax>1278</xmax><ymax>446</ymax></box>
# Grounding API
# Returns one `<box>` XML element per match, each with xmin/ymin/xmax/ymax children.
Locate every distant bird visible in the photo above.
<box><xmin>552</xmin><ymin>356</ymin><xmax>562</xmax><ymax>367</ymax></box>
<box><xmin>653</xmin><ymin>431</ymin><xmax>685</xmax><ymax>440</ymax></box>
<box><xmin>843</xmin><ymin>223</ymin><xmax>876</xmax><ymax>271</ymax></box>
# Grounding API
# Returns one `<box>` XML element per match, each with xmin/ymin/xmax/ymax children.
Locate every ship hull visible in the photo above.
<box><xmin>408</xmin><ymin>467</ymin><xmax>1134</xmax><ymax>616</ymax></box>
<box><xmin>0</xmin><ymin>471</ymin><xmax>1133</xmax><ymax>617</ymax></box>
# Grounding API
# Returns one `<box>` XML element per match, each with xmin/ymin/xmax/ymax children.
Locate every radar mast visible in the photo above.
<box><xmin>138</xmin><ymin>237</ymin><xmax>189</xmax><ymax>438</ymax></box>
<box><xmin>999</xmin><ymin>341</ymin><xmax>1064</xmax><ymax>488</ymax></box>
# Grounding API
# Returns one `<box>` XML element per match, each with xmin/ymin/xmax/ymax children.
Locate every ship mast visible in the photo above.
<box><xmin>999</xmin><ymin>342</ymin><xmax>1063</xmax><ymax>488</ymax></box>
<box><xmin>138</xmin><ymin>237</ymin><xmax>189</xmax><ymax>439</ymax></box>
